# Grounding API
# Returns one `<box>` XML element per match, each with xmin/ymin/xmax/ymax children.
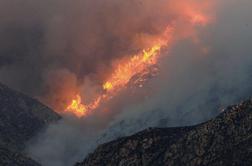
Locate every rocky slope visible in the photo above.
<box><xmin>76</xmin><ymin>99</ymin><xmax>252</xmax><ymax>166</ymax></box>
<box><xmin>0</xmin><ymin>83</ymin><xmax>60</xmax><ymax>165</ymax></box>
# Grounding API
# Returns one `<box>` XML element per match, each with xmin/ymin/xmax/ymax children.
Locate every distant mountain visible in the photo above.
<box><xmin>76</xmin><ymin>99</ymin><xmax>252</xmax><ymax>166</ymax></box>
<box><xmin>0</xmin><ymin>83</ymin><xmax>60</xmax><ymax>165</ymax></box>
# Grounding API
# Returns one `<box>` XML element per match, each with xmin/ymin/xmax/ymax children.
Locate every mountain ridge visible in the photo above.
<box><xmin>76</xmin><ymin>99</ymin><xmax>252</xmax><ymax>166</ymax></box>
<box><xmin>0</xmin><ymin>83</ymin><xmax>61</xmax><ymax>165</ymax></box>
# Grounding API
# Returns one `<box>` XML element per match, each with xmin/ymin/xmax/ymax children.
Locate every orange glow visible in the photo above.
<box><xmin>103</xmin><ymin>82</ymin><xmax>113</xmax><ymax>91</ymax></box>
<box><xmin>64</xmin><ymin>2</ymin><xmax>213</xmax><ymax>118</ymax></box>
<box><xmin>63</xmin><ymin>26</ymin><xmax>173</xmax><ymax>117</ymax></box>
<box><xmin>184</xmin><ymin>2</ymin><xmax>212</xmax><ymax>26</ymax></box>
<box><xmin>190</xmin><ymin>13</ymin><xmax>209</xmax><ymax>26</ymax></box>
<box><xmin>103</xmin><ymin>44</ymin><xmax>161</xmax><ymax>92</ymax></box>
<box><xmin>65</xmin><ymin>28</ymin><xmax>173</xmax><ymax>117</ymax></box>
<box><xmin>65</xmin><ymin>95</ymin><xmax>87</xmax><ymax>118</ymax></box>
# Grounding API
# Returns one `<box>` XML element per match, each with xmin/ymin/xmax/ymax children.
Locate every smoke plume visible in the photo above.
<box><xmin>0</xmin><ymin>0</ymin><xmax>252</xmax><ymax>165</ymax></box>
<box><xmin>0</xmin><ymin>0</ymin><xmax>212</xmax><ymax>112</ymax></box>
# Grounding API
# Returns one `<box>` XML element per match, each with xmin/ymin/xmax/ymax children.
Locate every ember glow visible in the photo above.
<box><xmin>66</xmin><ymin>95</ymin><xmax>87</xmax><ymax>118</ymax></box>
<box><xmin>102</xmin><ymin>29</ymin><xmax>172</xmax><ymax>93</ymax></box>
<box><xmin>65</xmin><ymin>27</ymin><xmax>174</xmax><ymax>117</ymax></box>
<box><xmin>64</xmin><ymin>2</ymin><xmax>212</xmax><ymax>118</ymax></box>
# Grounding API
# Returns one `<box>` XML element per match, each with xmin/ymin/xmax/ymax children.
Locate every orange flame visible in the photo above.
<box><xmin>65</xmin><ymin>7</ymin><xmax>211</xmax><ymax>118</ymax></box>
<box><xmin>65</xmin><ymin>28</ymin><xmax>172</xmax><ymax>117</ymax></box>
<box><xmin>103</xmin><ymin>44</ymin><xmax>162</xmax><ymax>92</ymax></box>
<box><xmin>66</xmin><ymin>95</ymin><xmax>87</xmax><ymax>117</ymax></box>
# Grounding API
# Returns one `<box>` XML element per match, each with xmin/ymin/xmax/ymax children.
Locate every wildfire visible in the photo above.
<box><xmin>65</xmin><ymin>28</ymin><xmax>172</xmax><ymax>117</ymax></box>
<box><xmin>64</xmin><ymin>6</ymin><xmax>211</xmax><ymax>118</ymax></box>
<box><xmin>102</xmin><ymin>44</ymin><xmax>163</xmax><ymax>92</ymax></box>
<box><xmin>66</xmin><ymin>95</ymin><xmax>87</xmax><ymax>117</ymax></box>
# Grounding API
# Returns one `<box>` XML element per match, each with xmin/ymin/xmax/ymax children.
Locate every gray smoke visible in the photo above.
<box><xmin>0</xmin><ymin>0</ymin><xmax>251</xmax><ymax>165</ymax></box>
<box><xmin>101</xmin><ymin>0</ymin><xmax>252</xmax><ymax>137</ymax></box>
<box><xmin>0</xmin><ymin>0</ymin><xmax>192</xmax><ymax>111</ymax></box>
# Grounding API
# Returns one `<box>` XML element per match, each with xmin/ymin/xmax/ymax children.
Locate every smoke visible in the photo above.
<box><xmin>103</xmin><ymin>0</ymin><xmax>252</xmax><ymax>135</ymax></box>
<box><xmin>1</xmin><ymin>0</ymin><xmax>252</xmax><ymax>165</ymax></box>
<box><xmin>0</xmin><ymin>0</ymin><xmax>212</xmax><ymax>111</ymax></box>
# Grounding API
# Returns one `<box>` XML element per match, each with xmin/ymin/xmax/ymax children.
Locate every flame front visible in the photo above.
<box><xmin>65</xmin><ymin>30</ymin><xmax>171</xmax><ymax>117</ymax></box>
<box><xmin>66</xmin><ymin>95</ymin><xmax>87</xmax><ymax>117</ymax></box>
<box><xmin>103</xmin><ymin>44</ymin><xmax>164</xmax><ymax>92</ymax></box>
<box><xmin>65</xmin><ymin>5</ymin><xmax>211</xmax><ymax>118</ymax></box>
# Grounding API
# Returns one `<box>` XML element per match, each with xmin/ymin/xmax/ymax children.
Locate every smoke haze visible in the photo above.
<box><xmin>0</xmin><ymin>0</ymin><xmax>212</xmax><ymax>112</ymax></box>
<box><xmin>0</xmin><ymin>0</ymin><xmax>252</xmax><ymax>165</ymax></box>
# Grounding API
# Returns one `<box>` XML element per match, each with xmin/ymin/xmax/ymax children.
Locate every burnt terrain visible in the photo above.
<box><xmin>0</xmin><ymin>83</ymin><xmax>60</xmax><ymax>166</ymax></box>
<box><xmin>76</xmin><ymin>99</ymin><xmax>252</xmax><ymax>166</ymax></box>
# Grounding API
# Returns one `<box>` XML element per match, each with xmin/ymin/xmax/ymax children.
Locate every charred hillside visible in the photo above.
<box><xmin>76</xmin><ymin>99</ymin><xmax>252</xmax><ymax>166</ymax></box>
<box><xmin>0</xmin><ymin>83</ymin><xmax>60</xmax><ymax>165</ymax></box>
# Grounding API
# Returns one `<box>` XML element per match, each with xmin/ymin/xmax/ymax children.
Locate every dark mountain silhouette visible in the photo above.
<box><xmin>0</xmin><ymin>83</ymin><xmax>60</xmax><ymax>165</ymax></box>
<box><xmin>0</xmin><ymin>82</ymin><xmax>251</xmax><ymax>166</ymax></box>
<box><xmin>0</xmin><ymin>146</ymin><xmax>41</xmax><ymax>166</ymax></box>
<box><xmin>76</xmin><ymin>99</ymin><xmax>252</xmax><ymax>166</ymax></box>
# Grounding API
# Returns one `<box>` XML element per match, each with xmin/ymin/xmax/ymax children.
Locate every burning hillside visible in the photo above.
<box><xmin>1</xmin><ymin>0</ymin><xmax>252</xmax><ymax>165</ymax></box>
<box><xmin>65</xmin><ymin>27</ymin><xmax>173</xmax><ymax>117</ymax></box>
<box><xmin>63</xmin><ymin>1</ymin><xmax>213</xmax><ymax>118</ymax></box>
<box><xmin>0</xmin><ymin>0</ymin><xmax>215</xmax><ymax>118</ymax></box>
